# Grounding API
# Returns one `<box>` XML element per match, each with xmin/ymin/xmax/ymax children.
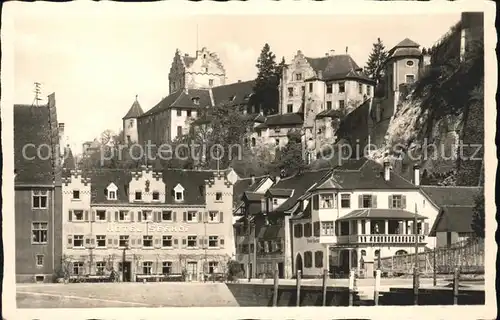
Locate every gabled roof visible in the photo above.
<box><xmin>388</xmin><ymin>38</ymin><xmax>421</xmax><ymax>58</ymax></box>
<box><xmin>267</xmin><ymin>188</ymin><xmax>294</xmax><ymax>198</ymax></box>
<box><xmin>211</xmin><ymin>80</ymin><xmax>256</xmax><ymax>106</ymax></box>
<box><xmin>182</xmin><ymin>55</ymin><xmax>196</xmax><ymax>67</ymax></box>
<box><xmin>256</xmin><ymin>113</ymin><xmax>304</xmax><ymax>129</ymax></box>
<box><xmin>14</xmin><ymin>104</ymin><xmax>57</xmax><ymax>185</ymax></box>
<box><xmin>394</xmin><ymin>38</ymin><xmax>420</xmax><ymax>49</ymax></box>
<box><xmin>316</xmin><ymin>109</ymin><xmax>343</xmax><ymax>119</ymax></box>
<box><xmin>304</xmin><ymin>54</ymin><xmax>373</xmax><ymax>82</ymax></box>
<box><xmin>233</xmin><ymin>175</ymin><xmax>270</xmax><ymax>207</ymax></box>
<box><xmin>428</xmin><ymin>206</ymin><xmax>475</xmax><ymax>236</ymax></box>
<box><xmin>420</xmin><ymin>186</ymin><xmax>482</xmax><ymax>208</ymax></box>
<box><xmin>123</xmin><ymin>98</ymin><xmax>144</xmax><ymax>119</ymax></box>
<box><xmin>140</xmin><ymin>89</ymin><xmax>212</xmax><ymax>118</ymax></box>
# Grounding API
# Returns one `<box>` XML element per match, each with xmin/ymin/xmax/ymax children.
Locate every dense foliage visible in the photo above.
<box><xmin>471</xmin><ymin>192</ymin><xmax>485</xmax><ymax>238</ymax></box>
<box><xmin>364</xmin><ymin>38</ymin><xmax>389</xmax><ymax>84</ymax></box>
<box><xmin>254</xmin><ymin>43</ymin><xmax>281</xmax><ymax>115</ymax></box>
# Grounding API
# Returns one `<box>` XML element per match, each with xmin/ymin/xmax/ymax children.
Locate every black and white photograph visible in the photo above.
<box><xmin>1</xmin><ymin>1</ymin><xmax>496</xmax><ymax>319</ymax></box>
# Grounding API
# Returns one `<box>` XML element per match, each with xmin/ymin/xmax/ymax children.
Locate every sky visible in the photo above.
<box><xmin>12</xmin><ymin>5</ymin><xmax>461</xmax><ymax>155</ymax></box>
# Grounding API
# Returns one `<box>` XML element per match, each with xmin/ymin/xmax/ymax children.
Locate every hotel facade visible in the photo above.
<box><xmin>62</xmin><ymin>166</ymin><xmax>237</xmax><ymax>282</ymax></box>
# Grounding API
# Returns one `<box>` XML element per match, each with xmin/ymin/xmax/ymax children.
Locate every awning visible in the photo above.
<box><xmin>337</xmin><ymin>209</ymin><xmax>427</xmax><ymax>221</ymax></box>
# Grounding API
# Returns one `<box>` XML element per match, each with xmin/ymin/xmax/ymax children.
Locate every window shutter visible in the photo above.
<box><xmin>204</xmin><ymin>211</ymin><xmax>208</xmax><ymax>222</ymax></box>
<box><xmin>313</xmin><ymin>195</ymin><xmax>319</xmax><ymax>210</ymax></box>
<box><xmin>107</xmin><ymin>211</ymin><xmax>111</xmax><ymax>222</ymax></box>
<box><xmin>314</xmin><ymin>222</ymin><xmax>320</xmax><ymax>237</ymax></box>
<box><xmin>220</xmin><ymin>237</ymin><xmax>225</xmax><ymax>248</ymax></box>
<box><xmin>198</xmin><ymin>212</ymin><xmax>202</xmax><ymax>222</ymax></box>
<box><xmin>115</xmin><ymin>211</ymin><xmax>119</xmax><ymax>221</ymax></box>
<box><xmin>388</xmin><ymin>196</ymin><xmax>393</xmax><ymax>209</ymax></box>
<box><xmin>204</xmin><ymin>238</ymin><xmax>208</xmax><ymax>245</ymax></box>
<box><xmin>67</xmin><ymin>235</ymin><xmax>73</xmax><ymax>248</ymax></box>
<box><xmin>173</xmin><ymin>211</ymin><xmax>177</xmax><ymax>222</ymax></box>
<box><xmin>137</xmin><ymin>237</ymin><xmax>142</xmax><ymax>246</ymax></box>
<box><xmin>84</xmin><ymin>210</ymin><xmax>89</xmax><ymax>221</ymax></box>
<box><xmin>401</xmin><ymin>196</ymin><xmax>407</xmax><ymax>209</ymax></box>
<box><xmin>182</xmin><ymin>237</ymin><xmax>187</xmax><ymax>248</ymax></box>
<box><xmin>358</xmin><ymin>195</ymin><xmax>363</xmax><ymax>208</ymax></box>
<box><xmin>219</xmin><ymin>212</ymin><xmax>224</xmax><ymax>223</ymax></box>
<box><xmin>424</xmin><ymin>222</ymin><xmax>429</xmax><ymax>235</ymax></box>
<box><xmin>154</xmin><ymin>237</ymin><xmax>161</xmax><ymax>248</ymax></box>
<box><xmin>130</xmin><ymin>211</ymin><xmax>135</xmax><ymax>222</ymax></box>
<box><xmin>157</xmin><ymin>211</ymin><xmax>162</xmax><ymax>222</ymax></box>
<box><xmin>107</xmin><ymin>237</ymin><xmax>113</xmax><ymax>246</ymax></box>
<box><xmin>174</xmin><ymin>238</ymin><xmax>179</xmax><ymax>247</ymax></box>
<box><xmin>183</xmin><ymin>212</ymin><xmax>187</xmax><ymax>222</ymax></box>
<box><xmin>114</xmin><ymin>238</ymin><xmax>119</xmax><ymax>247</ymax></box>
<box><xmin>85</xmin><ymin>237</ymin><xmax>91</xmax><ymax>246</ymax></box>
<box><xmin>131</xmin><ymin>238</ymin><xmax>136</xmax><ymax>246</ymax></box>
<box><xmin>68</xmin><ymin>210</ymin><xmax>73</xmax><ymax>222</ymax></box>
<box><xmin>398</xmin><ymin>221</ymin><xmax>404</xmax><ymax>234</ymax></box>
<box><xmin>138</xmin><ymin>211</ymin><xmax>142</xmax><ymax>222</ymax></box>
<box><xmin>91</xmin><ymin>210</ymin><xmax>96</xmax><ymax>222</ymax></box>
<box><xmin>198</xmin><ymin>238</ymin><xmax>204</xmax><ymax>247</ymax></box>
<box><xmin>90</xmin><ymin>237</ymin><xmax>95</xmax><ymax>245</ymax></box>
<box><xmin>372</xmin><ymin>195</ymin><xmax>377</xmax><ymax>208</ymax></box>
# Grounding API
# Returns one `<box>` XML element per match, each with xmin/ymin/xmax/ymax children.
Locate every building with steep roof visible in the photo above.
<box><xmin>122</xmin><ymin>95</ymin><xmax>144</xmax><ymax>144</ymax></box>
<box><xmin>61</xmin><ymin>165</ymin><xmax>238</xmax><ymax>282</ymax></box>
<box><xmin>14</xmin><ymin>93</ymin><xmax>63</xmax><ymax>283</ymax></box>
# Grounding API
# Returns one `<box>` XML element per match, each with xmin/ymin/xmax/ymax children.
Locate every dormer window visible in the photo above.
<box><xmin>192</xmin><ymin>97</ymin><xmax>200</xmax><ymax>105</ymax></box>
<box><xmin>173</xmin><ymin>183</ymin><xmax>185</xmax><ymax>202</ymax></box>
<box><xmin>106</xmin><ymin>183</ymin><xmax>118</xmax><ymax>201</ymax></box>
<box><xmin>135</xmin><ymin>191</ymin><xmax>142</xmax><ymax>201</ymax></box>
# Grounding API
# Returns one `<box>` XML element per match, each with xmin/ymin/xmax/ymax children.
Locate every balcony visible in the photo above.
<box><xmin>337</xmin><ymin>234</ymin><xmax>427</xmax><ymax>245</ymax></box>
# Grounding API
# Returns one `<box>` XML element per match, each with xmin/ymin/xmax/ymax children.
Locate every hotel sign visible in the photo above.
<box><xmin>306</xmin><ymin>238</ymin><xmax>320</xmax><ymax>244</ymax></box>
<box><xmin>106</xmin><ymin>223</ymin><xmax>189</xmax><ymax>233</ymax></box>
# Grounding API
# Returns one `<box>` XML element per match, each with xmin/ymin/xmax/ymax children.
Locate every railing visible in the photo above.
<box><xmin>337</xmin><ymin>234</ymin><xmax>426</xmax><ymax>245</ymax></box>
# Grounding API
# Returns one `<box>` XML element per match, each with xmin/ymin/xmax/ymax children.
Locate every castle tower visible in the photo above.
<box><xmin>168</xmin><ymin>47</ymin><xmax>226</xmax><ymax>95</ymax></box>
<box><xmin>122</xmin><ymin>95</ymin><xmax>144</xmax><ymax>144</ymax></box>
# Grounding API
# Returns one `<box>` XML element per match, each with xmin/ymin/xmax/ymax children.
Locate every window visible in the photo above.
<box><xmin>176</xmin><ymin>191</ymin><xmax>184</xmax><ymax>201</ymax></box>
<box><xmin>209</xmin><ymin>79</ymin><xmax>214</xmax><ymax>87</ymax></box>
<box><xmin>326</xmin><ymin>101</ymin><xmax>332</xmax><ymax>110</ymax></box>
<box><xmin>308</xmin><ymin>83</ymin><xmax>313</xmax><ymax>92</ymax></box>
<box><xmin>315</xmin><ymin>251</ymin><xmax>323</xmax><ymax>268</ymax></box>
<box><xmin>135</xmin><ymin>191</ymin><xmax>142</xmax><ymax>201</ymax></box>
<box><xmin>406</xmin><ymin>74</ymin><xmax>415</xmax><ymax>84</ymax></box>
<box><xmin>32</xmin><ymin>222</ymin><xmax>48</xmax><ymax>244</ymax></box>
<box><xmin>96</xmin><ymin>210</ymin><xmax>106</xmax><ymax>221</ymax></box>
<box><xmin>339</xmin><ymin>82</ymin><xmax>345</xmax><ymax>93</ymax></box>
<box><xmin>321</xmin><ymin>221</ymin><xmax>334</xmax><ymax>236</ymax></box>
<box><xmin>143</xmin><ymin>261</ymin><xmax>153</xmax><ymax>275</ymax></box>
<box><xmin>162</xmin><ymin>261</ymin><xmax>172</xmax><ymax>274</ymax></box>
<box><xmin>152</xmin><ymin>191</ymin><xmax>160</xmax><ymax>201</ymax></box>
<box><xmin>294</xmin><ymin>224</ymin><xmax>303</xmax><ymax>238</ymax></box>
<box><xmin>186</xmin><ymin>110</ymin><xmax>192</xmax><ymax>117</ymax></box>
<box><xmin>73</xmin><ymin>262</ymin><xmax>84</xmax><ymax>275</ymax></box>
<box><xmin>357</xmin><ymin>83</ymin><xmax>363</xmax><ymax>94</ymax></box>
<box><xmin>96</xmin><ymin>235</ymin><xmax>106</xmax><ymax>248</ymax></box>
<box><xmin>187</xmin><ymin>235</ymin><xmax>197</xmax><ymax>248</ymax></box>
<box><xmin>341</xmin><ymin>194</ymin><xmax>351</xmax><ymax>208</ymax></box>
<box><xmin>304</xmin><ymin>251</ymin><xmax>313</xmax><ymax>268</ymax></box>
<box><xmin>72</xmin><ymin>190</ymin><xmax>80</xmax><ymax>200</ymax></box>
<box><xmin>177</xmin><ymin>109</ymin><xmax>182</xmax><ymax>116</ymax></box>
<box><xmin>127</xmin><ymin>136</ymin><xmax>131</xmax><ymax>143</ymax></box>
<box><xmin>162</xmin><ymin>235</ymin><xmax>173</xmax><ymax>247</ymax></box>
<box><xmin>162</xmin><ymin>211</ymin><xmax>172</xmax><ymax>221</ymax></box>
<box><xmin>362</xmin><ymin>195</ymin><xmax>373</xmax><ymax>208</ymax></box>
<box><xmin>339</xmin><ymin>100</ymin><xmax>345</xmax><ymax>109</ymax></box>
<box><xmin>313</xmin><ymin>221</ymin><xmax>321</xmax><ymax>237</ymax></box>
<box><xmin>326</xmin><ymin>83</ymin><xmax>333</xmax><ymax>94</ymax></box>
<box><xmin>36</xmin><ymin>254</ymin><xmax>44</xmax><ymax>267</ymax></box>
<box><xmin>251</xmin><ymin>137</ymin><xmax>256</xmax><ymax>146</ymax></box>
<box><xmin>367</xmin><ymin>85</ymin><xmax>371</xmax><ymax>96</ymax></box>
<box><xmin>192</xmin><ymin>97</ymin><xmax>200</xmax><ymax>105</ymax></box>
<box><xmin>406</xmin><ymin>60</ymin><xmax>414</xmax><ymax>67</ymax></box>
<box><xmin>142</xmin><ymin>210</ymin><xmax>152</xmax><ymax>221</ymax></box>
<box><xmin>295</xmin><ymin>73</ymin><xmax>302</xmax><ymax>81</ymax></box>
<box><xmin>119</xmin><ymin>210</ymin><xmax>128</xmax><ymax>221</ymax></box>
<box><xmin>73</xmin><ymin>235</ymin><xmax>84</xmax><ymax>247</ymax></box>
<box><xmin>303</xmin><ymin>223</ymin><xmax>312</xmax><ymax>237</ymax></box>
<box><xmin>274</xmin><ymin>127</ymin><xmax>281</xmax><ymax>133</ymax></box>
<box><xmin>96</xmin><ymin>261</ymin><xmax>106</xmax><ymax>274</ymax></box>
<box><xmin>73</xmin><ymin>210</ymin><xmax>84</xmax><ymax>221</ymax></box>
<box><xmin>301</xmin><ymin>85</ymin><xmax>305</xmax><ymax>92</ymax></box>
<box><xmin>209</xmin><ymin>236</ymin><xmax>219</xmax><ymax>248</ymax></box>
<box><xmin>273</xmin><ymin>198</ymin><xmax>278</xmax><ymax>205</ymax></box>
<box><xmin>275</xmin><ymin>139</ymin><xmax>280</xmax><ymax>146</ymax></box>
<box><xmin>32</xmin><ymin>190</ymin><xmax>48</xmax><ymax>209</ymax></box>
<box><xmin>208</xmin><ymin>261</ymin><xmax>218</xmax><ymax>274</ymax></box>
<box><xmin>108</xmin><ymin>190</ymin><xmax>116</xmax><ymax>200</ymax></box>
<box><xmin>187</xmin><ymin>211</ymin><xmax>197</xmax><ymax>222</ymax></box>
<box><xmin>177</xmin><ymin>126</ymin><xmax>183</xmax><ymax>137</ymax></box>
<box><xmin>215</xmin><ymin>192</ymin><xmax>223</xmax><ymax>201</ymax></box>
<box><xmin>143</xmin><ymin>235</ymin><xmax>153</xmax><ymax>248</ymax></box>
<box><xmin>287</xmin><ymin>104</ymin><xmax>293</xmax><ymax>113</ymax></box>
<box><xmin>119</xmin><ymin>235</ymin><xmax>129</xmax><ymax>248</ymax></box>
<box><xmin>320</xmin><ymin>194</ymin><xmax>334</xmax><ymax>208</ymax></box>
<box><xmin>391</xmin><ymin>195</ymin><xmax>403</xmax><ymax>209</ymax></box>
<box><xmin>208</xmin><ymin>211</ymin><xmax>219</xmax><ymax>222</ymax></box>
<box><xmin>288</xmin><ymin>87</ymin><xmax>294</xmax><ymax>97</ymax></box>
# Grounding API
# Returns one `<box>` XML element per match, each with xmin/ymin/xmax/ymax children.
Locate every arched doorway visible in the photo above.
<box><xmin>295</xmin><ymin>253</ymin><xmax>303</xmax><ymax>276</ymax></box>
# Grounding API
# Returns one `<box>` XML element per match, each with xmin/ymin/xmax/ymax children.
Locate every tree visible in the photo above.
<box><xmin>254</xmin><ymin>43</ymin><xmax>279</xmax><ymax>115</ymax></box>
<box><xmin>471</xmin><ymin>192</ymin><xmax>484</xmax><ymax>238</ymax></box>
<box><xmin>273</xmin><ymin>129</ymin><xmax>306</xmax><ymax>177</ymax></box>
<box><xmin>364</xmin><ymin>38</ymin><xmax>389</xmax><ymax>84</ymax></box>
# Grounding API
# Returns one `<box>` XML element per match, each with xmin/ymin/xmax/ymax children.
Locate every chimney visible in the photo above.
<box><xmin>346</xmin><ymin>46</ymin><xmax>348</xmax><ymax>54</ymax></box>
<box><xmin>383</xmin><ymin>161</ymin><xmax>390</xmax><ymax>181</ymax></box>
<box><xmin>250</xmin><ymin>174</ymin><xmax>255</xmax><ymax>184</ymax></box>
<box><xmin>275</xmin><ymin>176</ymin><xmax>281</xmax><ymax>184</ymax></box>
<box><xmin>317</xmin><ymin>70</ymin><xmax>323</xmax><ymax>79</ymax></box>
<box><xmin>238</xmin><ymin>80</ymin><xmax>242</xmax><ymax>83</ymax></box>
<box><xmin>413</xmin><ymin>164</ymin><xmax>420</xmax><ymax>186</ymax></box>
<box><xmin>329</xmin><ymin>49</ymin><xmax>335</xmax><ymax>56</ymax></box>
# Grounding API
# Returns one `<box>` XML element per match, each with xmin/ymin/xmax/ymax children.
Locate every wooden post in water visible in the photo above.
<box><xmin>413</xmin><ymin>266</ymin><xmax>419</xmax><ymax>305</ymax></box>
<box><xmin>433</xmin><ymin>248</ymin><xmax>437</xmax><ymax>286</ymax></box>
<box><xmin>374</xmin><ymin>269</ymin><xmax>381</xmax><ymax>306</ymax></box>
<box><xmin>322</xmin><ymin>269</ymin><xmax>328</xmax><ymax>306</ymax></box>
<box><xmin>296</xmin><ymin>270</ymin><xmax>301</xmax><ymax>307</ymax></box>
<box><xmin>453</xmin><ymin>267</ymin><xmax>459</xmax><ymax>305</ymax></box>
<box><xmin>348</xmin><ymin>269</ymin><xmax>355</xmax><ymax>306</ymax></box>
<box><xmin>273</xmin><ymin>263</ymin><xmax>279</xmax><ymax>307</ymax></box>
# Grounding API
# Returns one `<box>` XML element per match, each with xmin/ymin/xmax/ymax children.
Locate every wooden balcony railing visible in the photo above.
<box><xmin>337</xmin><ymin>234</ymin><xmax>427</xmax><ymax>245</ymax></box>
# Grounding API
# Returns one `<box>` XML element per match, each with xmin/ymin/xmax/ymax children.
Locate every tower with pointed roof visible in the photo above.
<box><xmin>123</xmin><ymin>95</ymin><xmax>144</xmax><ymax>144</ymax></box>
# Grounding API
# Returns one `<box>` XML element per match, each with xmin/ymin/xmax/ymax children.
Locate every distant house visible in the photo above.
<box><xmin>14</xmin><ymin>93</ymin><xmax>63</xmax><ymax>283</ymax></box>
